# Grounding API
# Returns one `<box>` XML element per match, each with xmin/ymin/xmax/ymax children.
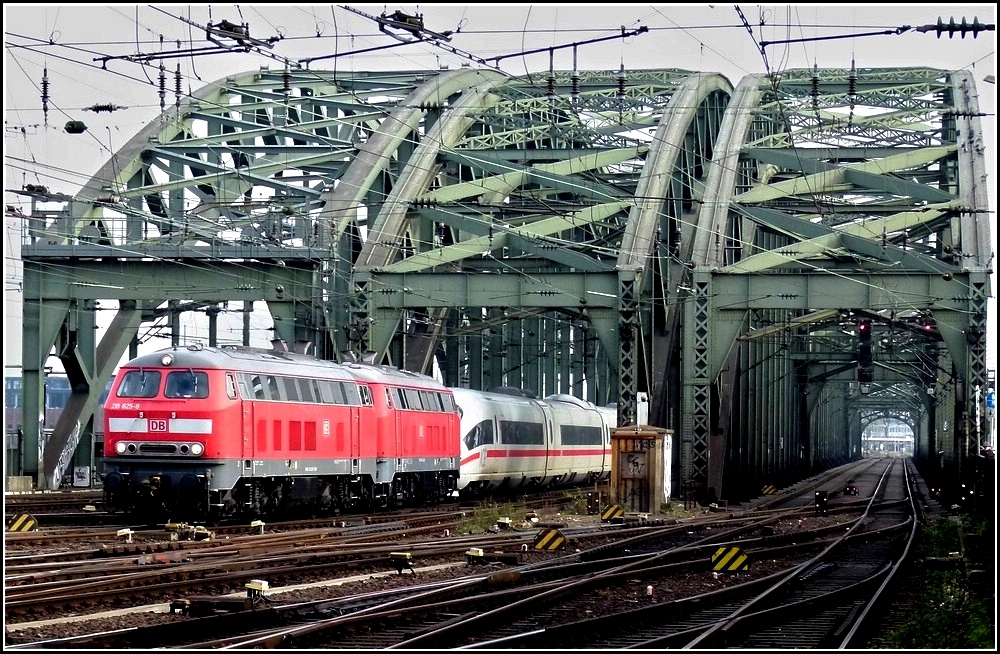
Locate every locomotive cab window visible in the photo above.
<box><xmin>165</xmin><ymin>371</ymin><xmax>209</xmax><ymax>398</ymax></box>
<box><xmin>117</xmin><ymin>370</ymin><xmax>162</xmax><ymax>398</ymax></box>
<box><xmin>249</xmin><ymin>375</ymin><xmax>266</xmax><ymax>399</ymax></box>
<box><xmin>359</xmin><ymin>385</ymin><xmax>373</xmax><ymax>406</ymax></box>
<box><xmin>464</xmin><ymin>419</ymin><xmax>494</xmax><ymax>450</ymax></box>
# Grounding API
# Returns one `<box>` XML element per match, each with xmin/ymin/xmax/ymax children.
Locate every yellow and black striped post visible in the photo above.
<box><xmin>533</xmin><ymin>528</ymin><xmax>567</xmax><ymax>550</ymax></box>
<box><xmin>711</xmin><ymin>546</ymin><xmax>749</xmax><ymax>571</ymax></box>
<box><xmin>600</xmin><ymin>504</ymin><xmax>624</xmax><ymax>522</ymax></box>
<box><xmin>7</xmin><ymin>513</ymin><xmax>38</xmax><ymax>532</ymax></box>
<box><xmin>761</xmin><ymin>485</ymin><xmax>777</xmax><ymax>495</ymax></box>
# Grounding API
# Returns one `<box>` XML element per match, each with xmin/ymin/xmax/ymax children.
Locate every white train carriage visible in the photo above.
<box><xmin>453</xmin><ymin>388</ymin><xmax>615</xmax><ymax>494</ymax></box>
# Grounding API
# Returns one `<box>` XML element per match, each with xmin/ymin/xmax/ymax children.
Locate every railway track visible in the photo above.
<box><xmin>4</xmin><ymin>458</ymin><xmax>958</xmax><ymax>649</ymax></box>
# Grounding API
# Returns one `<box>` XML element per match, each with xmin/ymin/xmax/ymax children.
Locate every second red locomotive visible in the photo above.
<box><xmin>102</xmin><ymin>343</ymin><xmax>460</xmax><ymax>522</ymax></box>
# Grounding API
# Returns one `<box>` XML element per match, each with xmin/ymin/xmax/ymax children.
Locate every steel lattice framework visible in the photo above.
<box><xmin>685</xmin><ymin>67</ymin><xmax>991</xmax><ymax>499</ymax></box>
<box><xmin>16</xmin><ymin>66</ymin><xmax>991</xmax><ymax>502</ymax></box>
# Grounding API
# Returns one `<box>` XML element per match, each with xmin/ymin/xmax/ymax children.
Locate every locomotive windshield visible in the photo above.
<box><xmin>165</xmin><ymin>371</ymin><xmax>209</xmax><ymax>398</ymax></box>
<box><xmin>116</xmin><ymin>370</ymin><xmax>161</xmax><ymax>398</ymax></box>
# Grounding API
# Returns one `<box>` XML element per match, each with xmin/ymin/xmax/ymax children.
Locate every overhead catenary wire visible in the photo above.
<box><xmin>5</xmin><ymin>7</ymin><xmax>992</xmax><ymax>348</ymax></box>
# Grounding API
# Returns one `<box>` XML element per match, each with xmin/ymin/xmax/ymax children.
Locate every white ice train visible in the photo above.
<box><xmin>452</xmin><ymin>387</ymin><xmax>617</xmax><ymax>495</ymax></box>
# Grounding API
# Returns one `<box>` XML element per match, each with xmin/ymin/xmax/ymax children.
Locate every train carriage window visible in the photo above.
<box><xmin>385</xmin><ymin>388</ymin><xmax>394</xmax><ymax>408</ymax></box>
<box><xmin>464</xmin><ymin>419</ymin><xmax>494</xmax><ymax>450</ymax></box>
<box><xmin>440</xmin><ymin>393</ymin><xmax>457</xmax><ymax>413</ymax></box>
<box><xmin>403</xmin><ymin>388</ymin><xmax>421</xmax><ymax>411</ymax></box>
<box><xmin>344</xmin><ymin>383</ymin><xmax>362</xmax><ymax>405</ymax></box>
<box><xmin>165</xmin><ymin>371</ymin><xmax>209</xmax><ymax>399</ymax></box>
<box><xmin>302</xmin><ymin>379</ymin><xmax>319</xmax><ymax>404</ymax></box>
<box><xmin>226</xmin><ymin>374</ymin><xmax>238</xmax><ymax>400</ymax></box>
<box><xmin>267</xmin><ymin>375</ymin><xmax>280</xmax><ymax>400</ymax></box>
<box><xmin>283</xmin><ymin>377</ymin><xmax>300</xmax><ymax>402</ymax></box>
<box><xmin>560</xmin><ymin>425</ymin><xmax>603</xmax><ymax>445</ymax></box>
<box><xmin>392</xmin><ymin>387</ymin><xmax>407</xmax><ymax>409</ymax></box>
<box><xmin>499</xmin><ymin>420</ymin><xmax>544</xmax><ymax>445</ymax></box>
<box><xmin>45</xmin><ymin>377</ymin><xmax>72</xmax><ymax>409</ymax></box>
<box><xmin>318</xmin><ymin>380</ymin><xmax>346</xmax><ymax>405</ymax></box>
<box><xmin>317</xmin><ymin>380</ymin><xmax>333</xmax><ymax>404</ymax></box>
<box><xmin>117</xmin><ymin>370</ymin><xmax>162</xmax><ymax>398</ymax></box>
<box><xmin>419</xmin><ymin>390</ymin><xmax>443</xmax><ymax>412</ymax></box>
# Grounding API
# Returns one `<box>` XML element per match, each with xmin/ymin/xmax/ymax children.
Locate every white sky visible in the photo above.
<box><xmin>3</xmin><ymin>4</ymin><xmax>997</xmax><ymax>376</ymax></box>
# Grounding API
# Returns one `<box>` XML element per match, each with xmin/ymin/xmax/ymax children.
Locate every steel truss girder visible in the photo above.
<box><xmin>683</xmin><ymin>66</ymin><xmax>992</xmax><ymax>499</ymax></box>
<box><xmin>353</xmin><ymin>70</ymin><xmax>732</xmax><ymax>422</ymax></box>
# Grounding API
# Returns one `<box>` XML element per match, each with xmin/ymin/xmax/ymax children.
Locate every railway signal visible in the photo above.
<box><xmin>857</xmin><ymin>320</ymin><xmax>873</xmax><ymax>384</ymax></box>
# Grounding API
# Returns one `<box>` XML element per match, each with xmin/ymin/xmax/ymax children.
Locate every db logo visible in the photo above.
<box><xmin>149</xmin><ymin>419</ymin><xmax>168</xmax><ymax>432</ymax></box>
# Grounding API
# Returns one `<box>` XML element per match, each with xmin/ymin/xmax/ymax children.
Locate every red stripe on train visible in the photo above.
<box><xmin>477</xmin><ymin>448</ymin><xmax>610</xmax><ymax>459</ymax></box>
<box><xmin>460</xmin><ymin>448</ymin><xmax>612</xmax><ymax>466</ymax></box>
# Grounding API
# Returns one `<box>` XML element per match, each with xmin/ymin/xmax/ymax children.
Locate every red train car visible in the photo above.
<box><xmin>101</xmin><ymin>343</ymin><xmax>460</xmax><ymax>522</ymax></box>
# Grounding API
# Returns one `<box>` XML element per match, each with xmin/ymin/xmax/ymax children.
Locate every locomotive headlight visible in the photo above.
<box><xmin>115</xmin><ymin>441</ymin><xmax>127</xmax><ymax>454</ymax></box>
<box><xmin>160</xmin><ymin>353</ymin><xmax>174</xmax><ymax>366</ymax></box>
<box><xmin>191</xmin><ymin>442</ymin><xmax>204</xmax><ymax>456</ymax></box>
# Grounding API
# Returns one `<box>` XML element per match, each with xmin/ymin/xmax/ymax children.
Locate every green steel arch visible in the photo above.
<box><xmin>18</xmin><ymin>66</ymin><xmax>990</xmax><ymax>504</ymax></box>
<box><xmin>682</xmin><ymin>67</ymin><xmax>992</xmax><ymax>501</ymax></box>
<box><xmin>351</xmin><ymin>69</ymin><xmax>733</xmax><ymax>430</ymax></box>
<box><xmin>19</xmin><ymin>66</ymin><xmax>733</xmax><ymax>489</ymax></box>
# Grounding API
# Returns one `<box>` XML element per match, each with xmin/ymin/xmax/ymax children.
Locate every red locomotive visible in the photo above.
<box><xmin>101</xmin><ymin>343</ymin><xmax>460</xmax><ymax>522</ymax></box>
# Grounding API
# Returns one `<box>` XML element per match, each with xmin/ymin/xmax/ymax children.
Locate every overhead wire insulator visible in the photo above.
<box><xmin>923</xmin><ymin>15</ymin><xmax>995</xmax><ymax>39</ymax></box>
<box><xmin>41</xmin><ymin>67</ymin><xmax>50</xmax><ymax>126</ymax></box>
<box><xmin>617</xmin><ymin>63</ymin><xmax>627</xmax><ymax>100</ymax></box>
<box><xmin>570</xmin><ymin>45</ymin><xmax>580</xmax><ymax>105</ymax></box>
<box><xmin>175</xmin><ymin>62</ymin><xmax>182</xmax><ymax>107</ymax></box>
<box><xmin>83</xmin><ymin>103</ymin><xmax>128</xmax><ymax>113</ymax></box>
<box><xmin>283</xmin><ymin>65</ymin><xmax>292</xmax><ymax>95</ymax></box>
<box><xmin>158</xmin><ymin>63</ymin><xmax>166</xmax><ymax>111</ymax></box>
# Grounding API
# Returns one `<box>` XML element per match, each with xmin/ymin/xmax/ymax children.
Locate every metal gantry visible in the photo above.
<box><xmin>15</xmin><ymin>66</ymin><xmax>991</xmax><ymax>506</ymax></box>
